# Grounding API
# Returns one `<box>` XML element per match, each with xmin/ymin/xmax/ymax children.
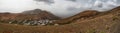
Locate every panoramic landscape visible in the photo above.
<box><xmin>0</xmin><ymin>0</ymin><xmax>120</xmax><ymax>33</ymax></box>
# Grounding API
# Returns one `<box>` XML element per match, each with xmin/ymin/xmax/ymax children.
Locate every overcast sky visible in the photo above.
<box><xmin>0</xmin><ymin>0</ymin><xmax>120</xmax><ymax>18</ymax></box>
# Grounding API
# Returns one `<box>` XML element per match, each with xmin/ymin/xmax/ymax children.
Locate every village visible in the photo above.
<box><xmin>8</xmin><ymin>19</ymin><xmax>58</xmax><ymax>26</ymax></box>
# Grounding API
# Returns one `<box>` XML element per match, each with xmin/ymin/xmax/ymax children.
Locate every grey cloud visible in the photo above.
<box><xmin>91</xmin><ymin>0</ymin><xmax>119</xmax><ymax>11</ymax></box>
<box><xmin>93</xmin><ymin>0</ymin><xmax>103</xmax><ymax>8</ymax></box>
<box><xmin>66</xmin><ymin>7</ymin><xmax>89</xmax><ymax>18</ymax></box>
<box><xmin>66</xmin><ymin>0</ymin><xmax>77</xmax><ymax>2</ymax></box>
<box><xmin>34</xmin><ymin>0</ymin><xmax>54</xmax><ymax>4</ymax></box>
<box><xmin>67</xmin><ymin>7</ymin><xmax>82</xmax><ymax>12</ymax></box>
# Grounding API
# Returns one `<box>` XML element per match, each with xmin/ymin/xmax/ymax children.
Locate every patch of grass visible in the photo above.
<box><xmin>100</xmin><ymin>31</ymin><xmax>106</xmax><ymax>33</ymax></box>
<box><xmin>112</xmin><ymin>16</ymin><xmax>119</xmax><ymax>21</ymax></box>
<box><xmin>87</xmin><ymin>29</ymin><xmax>96</xmax><ymax>33</ymax></box>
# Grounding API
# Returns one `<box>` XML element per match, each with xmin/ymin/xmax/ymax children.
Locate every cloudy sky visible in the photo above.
<box><xmin>0</xmin><ymin>0</ymin><xmax>120</xmax><ymax>18</ymax></box>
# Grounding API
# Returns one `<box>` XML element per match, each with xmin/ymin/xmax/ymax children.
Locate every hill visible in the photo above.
<box><xmin>53</xmin><ymin>10</ymin><xmax>100</xmax><ymax>24</ymax></box>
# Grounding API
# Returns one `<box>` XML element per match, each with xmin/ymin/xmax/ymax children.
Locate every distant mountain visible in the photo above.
<box><xmin>21</xmin><ymin>9</ymin><xmax>60</xmax><ymax>20</ymax></box>
<box><xmin>22</xmin><ymin>9</ymin><xmax>43</xmax><ymax>14</ymax></box>
<box><xmin>0</xmin><ymin>9</ymin><xmax>60</xmax><ymax>23</ymax></box>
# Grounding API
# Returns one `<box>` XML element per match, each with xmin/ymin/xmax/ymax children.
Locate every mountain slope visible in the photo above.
<box><xmin>53</xmin><ymin>10</ymin><xmax>100</xmax><ymax>24</ymax></box>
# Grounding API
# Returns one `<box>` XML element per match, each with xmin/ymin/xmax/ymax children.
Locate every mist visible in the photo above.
<box><xmin>0</xmin><ymin>0</ymin><xmax>120</xmax><ymax>18</ymax></box>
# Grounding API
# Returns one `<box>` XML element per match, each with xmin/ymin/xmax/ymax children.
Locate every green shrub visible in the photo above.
<box><xmin>100</xmin><ymin>31</ymin><xmax>106</xmax><ymax>33</ymax></box>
